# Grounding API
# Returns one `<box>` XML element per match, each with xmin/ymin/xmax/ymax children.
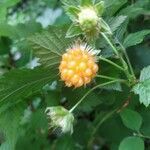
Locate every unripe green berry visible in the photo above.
<box><xmin>78</xmin><ymin>7</ymin><xmax>99</xmax><ymax>32</ymax></box>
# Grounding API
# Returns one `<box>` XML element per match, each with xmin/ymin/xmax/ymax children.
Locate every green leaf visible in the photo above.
<box><xmin>29</xmin><ymin>26</ymin><xmax>72</xmax><ymax>69</ymax></box>
<box><xmin>140</xmin><ymin>109</ymin><xmax>150</xmax><ymax>137</ymax></box>
<box><xmin>103</xmin><ymin>82</ymin><xmax>122</xmax><ymax>91</ymax></box>
<box><xmin>0</xmin><ymin>22</ymin><xmax>42</xmax><ymax>39</ymax></box>
<box><xmin>119</xmin><ymin>137</ymin><xmax>144</xmax><ymax>150</ymax></box>
<box><xmin>140</xmin><ymin>65</ymin><xmax>150</xmax><ymax>82</ymax></box>
<box><xmin>0</xmin><ymin>37</ymin><xmax>11</xmax><ymax>55</ymax></box>
<box><xmin>0</xmin><ymin>0</ymin><xmax>20</xmax><ymax>7</ymax></box>
<box><xmin>119</xmin><ymin>0</ymin><xmax>150</xmax><ymax>18</ymax></box>
<box><xmin>133</xmin><ymin>80</ymin><xmax>150</xmax><ymax>107</ymax></box>
<box><xmin>0</xmin><ymin>67</ymin><xmax>56</xmax><ymax>106</ymax></box>
<box><xmin>115</xmin><ymin>18</ymin><xmax>129</xmax><ymax>41</ymax></box>
<box><xmin>133</xmin><ymin>65</ymin><xmax>150</xmax><ymax>107</ymax></box>
<box><xmin>53</xmin><ymin>135</ymin><xmax>75</xmax><ymax>150</ymax></box>
<box><xmin>123</xmin><ymin>30</ymin><xmax>150</xmax><ymax>48</ymax></box>
<box><xmin>108</xmin><ymin>16</ymin><xmax>127</xmax><ymax>33</ymax></box>
<box><xmin>104</xmin><ymin>0</ymin><xmax>127</xmax><ymax>16</ymax></box>
<box><xmin>120</xmin><ymin>108</ymin><xmax>142</xmax><ymax>131</ymax></box>
<box><xmin>0</xmin><ymin>0</ymin><xmax>20</xmax><ymax>21</ymax></box>
<box><xmin>15</xmin><ymin>108</ymin><xmax>50</xmax><ymax>149</ymax></box>
<box><xmin>0</xmin><ymin>102</ymin><xmax>25</xmax><ymax>150</ymax></box>
<box><xmin>65</xmin><ymin>6</ymin><xmax>80</xmax><ymax>21</ymax></box>
<box><xmin>120</xmin><ymin>7</ymin><xmax>147</xmax><ymax>19</ymax></box>
<box><xmin>66</xmin><ymin>24</ymin><xmax>82</xmax><ymax>38</ymax></box>
<box><xmin>133</xmin><ymin>66</ymin><xmax>150</xmax><ymax>107</ymax></box>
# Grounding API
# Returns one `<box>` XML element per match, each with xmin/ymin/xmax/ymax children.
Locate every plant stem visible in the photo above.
<box><xmin>101</xmin><ymin>32</ymin><xmax>132</xmax><ymax>82</ymax></box>
<box><xmin>134</xmin><ymin>132</ymin><xmax>150</xmax><ymax>139</ymax></box>
<box><xmin>69</xmin><ymin>80</ymin><xmax>122</xmax><ymax>113</ymax></box>
<box><xmin>96</xmin><ymin>75</ymin><xmax>129</xmax><ymax>87</ymax></box>
<box><xmin>96</xmin><ymin>74</ymin><xmax>117</xmax><ymax>80</ymax></box>
<box><xmin>116</xmin><ymin>38</ymin><xmax>136</xmax><ymax>80</ymax></box>
<box><xmin>96</xmin><ymin>74</ymin><xmax>125</xmax><ymax>81</ymax></box>
<box><xmin>99</xmin><ymin>56</ymin><xmax>124</xmax><ymax>71</ymax></box>
<box><xmin>101</xmin><ymin>33</ymin><xmax>118</xmax><ymax>55</ymax></box>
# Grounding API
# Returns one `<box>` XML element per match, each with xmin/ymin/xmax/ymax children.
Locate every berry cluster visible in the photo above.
<box><xmin>59</xmin><ymin>46</ymin><xmax>98</xmax><ymax>88</ymax></box>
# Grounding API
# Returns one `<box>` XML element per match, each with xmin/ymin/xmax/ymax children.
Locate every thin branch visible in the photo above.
<box><xmin>69</xmin><ymin>80</ymin><xmax>124</xmax><ymax>113</ymax></box>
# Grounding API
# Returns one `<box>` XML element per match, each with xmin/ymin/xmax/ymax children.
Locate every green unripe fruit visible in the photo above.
<box><xmin>78</xmin><ymin>7</ymin><xmax>99</xmax><ymax>32</ymax></box>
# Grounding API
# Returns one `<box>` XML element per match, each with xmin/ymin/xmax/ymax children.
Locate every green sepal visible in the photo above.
<box><xmin>66</xmin><ymin>23</ymin><xmax>83</xmax><ymax>38</ymax></box>
<box><xmin>80</xmin><ymin>0</ymin><xmax>93</xmax><ymax>6</ymax></box>
<box><xmin>100</xmin><ymin>18</ymin><xmax>112</xmax><ymax>35</ymax></box>
<box><xmin>95</xmin><ymin>1</ymin><xmax>105</xmax><ymax>16</ymax></box>
<box><xmin>65</xmin><ymin>6</ymin><xmax>80</xmax><ymax>21</ymax></box>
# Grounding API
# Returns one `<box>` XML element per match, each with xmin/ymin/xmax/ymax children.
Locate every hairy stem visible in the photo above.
<box><xmin>101</xmin><ymin>33</ymin><xmax>118</xmax><ymax>55</ymax></box>
<box><xmin>99</xmin><ymin>56</ymin><xmax>124</xmax><ymax>71</ymax></box>
<box><xmin>101</xmin><ymin>33</ymin><xmax>132</xmax><ymax>83</ymax></box>
<box><xmin>69</xmin><ymin>80</ymin><xmax>123</xmax><ymax>113</ymax></box>
<box><xmin>116</xmin><ymin>38</ymin><xmax>136</xmax><ymax>80</ymax></box>
<box><xmin>96</xmin><ymin>74</ymin><xmax>126</xmax><ymax>82</ymax></box>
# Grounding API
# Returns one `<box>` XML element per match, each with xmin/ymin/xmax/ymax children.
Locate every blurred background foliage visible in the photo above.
<box><xmin>0</xmin><ymin>0</ymin><xmax>150</xmax><ymax>149</ymax></box>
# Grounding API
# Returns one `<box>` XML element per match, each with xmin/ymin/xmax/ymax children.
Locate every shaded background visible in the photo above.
<box><xmin>0</xmin><ymin>0</ymin><xmax>150</xmax><ymax>149</ymax></box>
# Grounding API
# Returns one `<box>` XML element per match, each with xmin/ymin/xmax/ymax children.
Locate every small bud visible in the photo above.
<box><xmin>78</xmin><ymin>7</ymin><xmax>99</xmax><ymax>32</ymax></box>
<box><xmin>45</xmin><ymin>106</ymin><xmax>74</xmax><ymax>134</ymax></box>
<box><xmin>65</xmin><ymin>1</ymin><xmax>106</xmax><ymax>38</ymax></box>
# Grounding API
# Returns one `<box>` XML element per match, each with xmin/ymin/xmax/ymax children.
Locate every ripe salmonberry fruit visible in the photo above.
<box><xmin>59</xmin><ymin>43</ymin><xmax>99</xmax><ymax>88</ymax></box>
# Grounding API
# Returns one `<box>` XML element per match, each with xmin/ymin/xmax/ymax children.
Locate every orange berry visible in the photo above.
<box><xmin>71</xmin><ymin>74</ymin><xmax>80</xmax><ymax>85</ymax></box>
<box><xmin>75</xmin><ymin>55</ymin><xmax>81</xmax><ymax>60</ymax></box>
<box><xmin>59</xmin><ymin>44</ymin><xmax>99</xmax><ymax>88</ymax></box>
<box><xmin>68</xmin><ymin>61</ymin><xmax>76</xmax><ymax>69</ymax></box>
<box><xmin>68</xmin><ymin>49</ymin><xmax>75</xmax><ymax>55</ymax></box>
<box><xmin>93</xmin><ymin>64</ymin><xmax>98</xmax><ymax>73</ymax></box>
<box><xmin>61</xmin><ymin>69</ymin><xmax>68</xmax><ymax>80</ymax></box>
<box><xmin>85</xmin><ymin>68</ymin><xmax>92</xmax><ymax>77</ymax></box>
<box><xmin>79</xmin><ymin>62</ymin><xmax>87</xmax><ymax>71</ymax></box>
<box><xmin>60</xmin><ymin>61</ymin><xmax>67</xmax><ymax>68</ymax></box>
<box><xmin>88</xmin><ymin>60</ymin><xmax>94</xmax><ymax>68</ymax></box>
<box><xmin>83</xmin><ymin>54</ymin><xmax>89</xmax><ymax>61</ymax></box>
<box><xmin>67</xmin><ymin>69</ymin><xmax>74</xmax><ymax>78</ymax></box>
<box><xmin>76</xmin><ymin>78</ymin><xmax>84</xmax><ymax>87</ymax></box>
<box><xmin>62</xmin><ymin>53</ymin><xmax>68</xmax><ymax>60</ymax></box>
<box><xmin>84</xmin><ymin>77</ymin><xmax>91</xmax><ymax>84</ymax></box>
<box><xmin>65</xmin><ymin>81</ymin><xmax>72</xmax><ymax>87</ymax></box>
<box><xmin>75</xmin><ymin>49</ymin><xmax>82</xmax><ymax>54</ymax></box>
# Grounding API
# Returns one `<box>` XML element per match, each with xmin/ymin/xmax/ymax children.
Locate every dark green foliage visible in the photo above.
<box><xmin>29</xmin><ymin>26</ymin><xmax>72</xmax><ymax>69</ymax></box>
<box><xmin>119</xmin><ymin>137</ymin><xmax>144</xmax><ymax>150</ymax></box>
<box><xmin>0</xmin><ymin>67</ymin><xmax>56</xmax><ymax>104</ymax></box>
<box><xmin>0</xmin><ymin>0</ymin><xmax>150</xmax><ymax>149</ymax></box>
<box><xmin>120</xmin><ymin>108</ymin><xmax>142</xmax><ymax>131</ymax></box>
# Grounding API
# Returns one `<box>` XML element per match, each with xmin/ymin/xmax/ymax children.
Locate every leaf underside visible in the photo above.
<box><xmin>29</xmin><ymin>26</ymin><xmax>73</xmax><ymax>69</ymax></box>
<box><xmin>0</xmin><ymin>67</ymin><xmax>57</xmax><ymax>111</ymax></box>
